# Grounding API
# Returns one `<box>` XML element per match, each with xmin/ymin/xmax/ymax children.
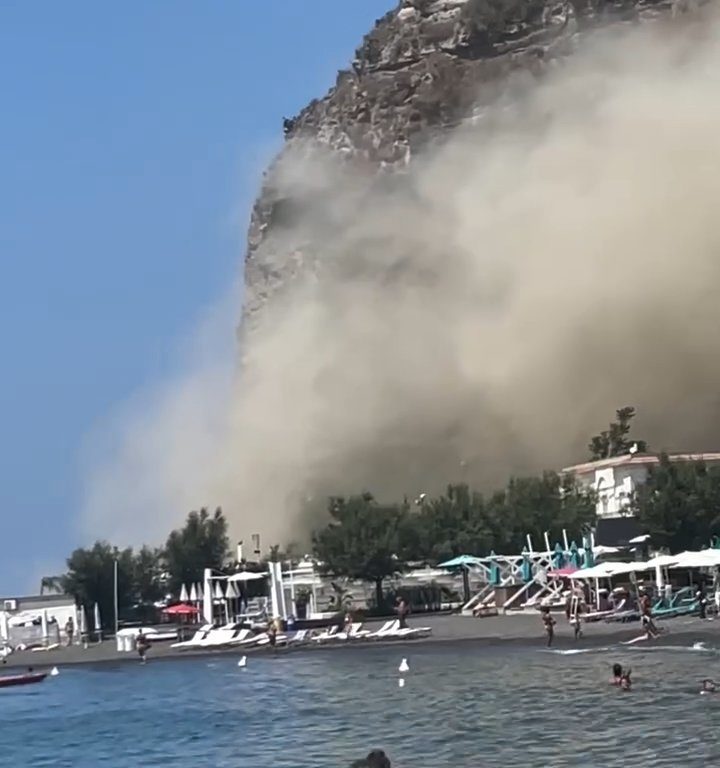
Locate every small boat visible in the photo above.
<box><xmin>0</xmin><ymin>671</ymin><xmax>48</xmax><ymax>689</ymax></box>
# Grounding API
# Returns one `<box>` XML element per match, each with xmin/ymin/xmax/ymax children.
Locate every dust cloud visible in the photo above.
<box><xmin>81</xmin><ymin>12</ymin><xmax>720</xmax><ymax>551</ymax></box>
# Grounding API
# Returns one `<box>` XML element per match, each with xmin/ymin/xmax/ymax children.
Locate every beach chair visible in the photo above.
<box><xmin>238</xmin><ymin>631</ymin><xmax>268</xmax><ymax>647</ymax></box>
<box><xmin>336</xmin><ymin>622</ymin><xmax>370</xmax><ymax>641</ymax></box>
<box><xmin>313</xmin><ymin>625</ymin><xmax>340</xmax><ymax>643</ymax></box>
<box><xmin>256</xmin><ymin>629</ymin><xmax>309</xmax><ymax>647</ymax></box>
<box><xmin>391</xmin><ymin>624</ymin><xmax>432</xmax><ymax>639</ymax></box>
<box><xmin>170</xmin><ymin>624</ymin><xmax>213</xmax><ymax>649</ymax></box>
<box><xmin>365</xmin><ymin>620</ymin><xmax>399</xmax><ymax>639</ymax></box>
<box><xmin>197</xmin><ymin>625</ymin><xmax>243</xmax><ymax>648</ymax></box>
<box><xmin>226</xmin><ymin>628</ymin><xmax>252</xmax><ymax>646</ymax></box>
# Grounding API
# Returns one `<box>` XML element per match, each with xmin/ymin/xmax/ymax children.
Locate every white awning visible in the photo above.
<box><xmin>227</xmin><ymin>571</ymin><xmax>268</xmax><ymax>583</ymax></box>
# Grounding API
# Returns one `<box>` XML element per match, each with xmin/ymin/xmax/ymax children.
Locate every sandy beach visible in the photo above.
<box><xmin>3</xmin><ymin>612</ymin><xmax>717</xmax><ymax>670</ymax></box>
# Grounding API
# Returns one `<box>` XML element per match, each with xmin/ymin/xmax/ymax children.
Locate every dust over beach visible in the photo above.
<box><xmin>81</xmin><ymin>11</ymin><xmax>720</xmax><ymax>549</ymax></box>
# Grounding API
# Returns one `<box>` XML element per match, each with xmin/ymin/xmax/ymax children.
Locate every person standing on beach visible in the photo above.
<box><xmin>64</xmin><ymin>617</ymin><xmax>74</xmax><ymax>647</ymax></box>
<box><xmin>638</xmin><ymin>589</ymin><xmax>659</xmax><ymax>638</ymax></box>
<box><xmin>565</xmin><ymin>589</ymin><xmax>584</xmax><ymax>641</ymax></box>
<box><xmin>396</xmin><ymin>598</ymin><xmax>408</xmax><ymax>630</ymax></box>
<box><xmin>541</xmin><ymin>606</ymin><xmax>555</xmax><ymax>647</ymax></box>
<box><xmin>136</xmin><ymin>630</ymin><xmax>150</xmax><ymax>664</ymax></box>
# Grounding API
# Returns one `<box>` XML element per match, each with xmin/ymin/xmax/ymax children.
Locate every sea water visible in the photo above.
<box><xmin>5</xmin><ymin>642</ymin><xmax>720</xmax><ymax>767</ymax></box>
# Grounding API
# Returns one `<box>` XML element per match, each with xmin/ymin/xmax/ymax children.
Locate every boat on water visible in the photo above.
<box><xmin>0</xmin><ymin>671</ymin><xmax>48</xmax><ymax>689</ymax></box>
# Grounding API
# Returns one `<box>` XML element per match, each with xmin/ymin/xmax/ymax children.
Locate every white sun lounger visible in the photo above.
<box><xmin>336</xmin><ymin>622</ymin><xmax>370</xmax><ymax>640</ymax></box>
<box><xmin>365</xmin><ymin>620</ymin><xmax>399</xmax><ymax>639</ymax></box>
<box><xmin>255</xmin><ymin>629</ymin><xmax>309</xmax><ymax>647</ymax></box>
<box><xmin>170</xmin><ymin>624</ymin><xmax>213</xmax><ymax>649</ymax></box>
<box><xmin>313</xmin><ymin>625</ymin><xmax>340</xmax><ymax>643</ymax></box>
<box><xmin>196</xmin><ymin>625</ymin><xmax>245</xmax><ymax>648</ymax></box>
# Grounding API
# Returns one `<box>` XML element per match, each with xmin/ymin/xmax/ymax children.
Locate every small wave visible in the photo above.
<box><xmin>541</xmin><ymin>647</ymin><xmax>610</xmax><ymax>655</ymax></box>
<box><xmin>624</xmin><ymin>643</ymin><xmax>717</xmax><ymax>654</ymax></box>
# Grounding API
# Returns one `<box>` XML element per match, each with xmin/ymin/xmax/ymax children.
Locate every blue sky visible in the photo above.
<box><xmin>0</xmin><ymin>0</ymin><xmax>392</xmax><ymax>594</ymax></box>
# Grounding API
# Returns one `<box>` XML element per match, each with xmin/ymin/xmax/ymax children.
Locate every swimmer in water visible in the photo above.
<box><xmin>700</xmin><ymin>679</ymin><xmax>717</xmax><ymax>695</ymax></box>
<box><xmin>610</xmin><ymin>663</ymin><xmax>624</xmax><ymax>685</ymax></box>
<box><xmin>619</xmin><ymin>669</ymin><xmax>632</xmax><ymax>691</ymax></box>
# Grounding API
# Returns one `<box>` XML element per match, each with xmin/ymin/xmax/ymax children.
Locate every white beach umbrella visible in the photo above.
<box><xmin>213</xmin><ymin>581</ymin><xmax>224</xmax><ymax>600</ymax></box>
<box><xmin>179</xmin><ymin>584</ymin><xmax>189</xmax><ymax>602</ymax></box>
<box><xmin>79</xmin><ymin>605</ymin><xmax>88</xmax><ymax>646</ymax></box>
<box><xmin>196</xmin><ymin>582</ymin><xmax>204</xmax><ymax>601</ymax></box>
<box><xmin>94</xmin><ymin>602</ymin><xmax>102</xmax><ymax>641</ymax></box>
<box><xmin>40</xmin><ymin>609</ymin><xmax>49</xmax><ymax>644</ymax></box>
<box><xmin>225</xmin><ymin>581</ymin><xmax>238</xmax><ymax>599</ymax></box>
<box><xmin>189</xmin><ymin>583</ymin><xmax>198</xmax><ymax>602</ymax></box>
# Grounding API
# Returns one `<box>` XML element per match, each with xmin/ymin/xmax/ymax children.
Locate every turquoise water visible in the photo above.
<box><xmin>5</xmin><ymin>643</ymin><xmax>720</xmax><ymax>767</ymax></box>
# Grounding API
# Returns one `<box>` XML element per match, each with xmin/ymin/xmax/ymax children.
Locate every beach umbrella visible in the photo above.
<box><xmin>196</xmin><ymin>582</ymin><xmax>204</xmax><ymax>601</ymax></box>
<box><xmin>40</xmin><ymin>609</ymin><xmax>48</xmax><ymax>646</ymax></box>
<box><xmin>94</xmin><ymin>602</ymin><xmax>102</xmax><ymax>642</ymax></box>
<box><xmin>552</xmin><ymin>543</ymin><xmax>565</xmax><ymax>570</ymax></box>
<box><xmin>189</xmin><ymin>583</ymin><xmax>198</xmax><ymax>602</ymax></box>
<box><xmin>179</xmin><ymin>584</ymin><xmax>189</xmax><ymax>602</ymax></box>
<box><xmin>225</xmin><ymin>581</ymin><xmax>239</xmax><ymax>599</ymax></box>
<box><xmin>521</xmin><ymin>550</ymin><xmax>533</xmax><ymax>583</ymax></box>
<box><xmin>438</xmin><ymin>555</ymin><xmax>481</xmax><ymax>603</ymax></box>
<box><xmin>437</xmin><ymin>554</ymin><xmax>482</xmax><ymax>568</ymax></box>
<box><xmin>568</xmin><ymin>542</ymin><xmax>580</xmax><ymax>569</ymax></box>
<box><xmin>162</xmin><ymin>604</ymin><xmax>199</xmax><ymax>616</ymax></box>
<box><xmin>79</xmin><ymin>605</ymin><xmax>88</xmax><ymax>648</ymax></box>
<box><xmin>213</xmin><ymin>581</ymin><xmax>224</xmax><ymax>600</ymax></box>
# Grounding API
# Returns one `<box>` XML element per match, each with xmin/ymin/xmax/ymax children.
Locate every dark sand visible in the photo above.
<box><xmin>3</xmin><ymin>612</ymin><xmax>719</xmax><ymax>671</ymax></box>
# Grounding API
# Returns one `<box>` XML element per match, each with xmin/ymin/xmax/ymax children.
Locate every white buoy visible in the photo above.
<box><xmin>398</xmin><ymin>658</ymin><xmax>409</xmax><ymax>673</ymax></box>
<box><xmin>398</xmin><ymin>678</ymin><xmax>405</xmax><ymax>688</ymax></box>
<box><xmin>238</xmin><ymin>656</ymin><xmax>247</xmax><ymax>668</ymax></box>
<box><xmin>50</xmin><ymin>666</ymin><xmax>59</xmax><ymax>677</ymax></box>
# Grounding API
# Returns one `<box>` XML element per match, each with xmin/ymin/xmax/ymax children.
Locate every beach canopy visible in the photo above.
<box><xmin>569</xmin><ymin>561</ymin><xmax>649</xmax><ymax>579</ymax></box>
<box><xmin>437</xmin><ymin>555</ymin><xmax>483</xmax><ymax>569</ymax></box>
<box><xmin>227</xmin><ymin>571</ymin><xmax>268</xmax><ymax>583</ymax></box>
<box><xmin>162</xmin><ymin>603</ymin><xmax>199</xmax><ymax>616</ymax></box>
<box><xmin>670</xmin><ymin>549</ymin><xmax>720</xmax><ymax>568</ymax></box>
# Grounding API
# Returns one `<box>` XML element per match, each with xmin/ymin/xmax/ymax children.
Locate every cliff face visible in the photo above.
<box><xmin>225</xmin><ymin>0</ymin><xmax>720</xmax><ymax>546</ymax></box>
<box><xmin>242</xmin><ymin>0</ymin><xmax>680</xmax><ymax>323</ymax></box>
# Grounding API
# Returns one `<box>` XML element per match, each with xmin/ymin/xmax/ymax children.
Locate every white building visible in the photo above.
<box><xmin>562</xmin><ymin>452</ymin><xmax>720</xmax><ymax>519</ymax></box>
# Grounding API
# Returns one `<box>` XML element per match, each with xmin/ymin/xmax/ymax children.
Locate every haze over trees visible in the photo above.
<box><xmin>53</xmin><ymin>407</ymin><xmax>720</xmax><ymax>617</ymax></box>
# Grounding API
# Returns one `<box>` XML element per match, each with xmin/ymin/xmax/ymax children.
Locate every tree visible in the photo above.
<box><xmin>132</xmin><ymin>546</ymin><xmax>166</xmax><ymax>607</ymax></box>
<box><xmin>633</xmin><ymin>454</ymin><xmax>720</xmax><ymax>552</ymax></box>
<box><xmin>312</xmin><ymin>493</ymin><xmax>407</xmax><ymax>609</ymax></box>
<box><xmin>588</xmin><ymin>406</ymin><xmax>647</xmax><ymax>460</ymax></box>
<box><xmin>164</xmin><ymin>507</ymin><xmax>229</xmax><ymax>594</ymax></box>
<box><xmin>61</xmin><ymin>542</ymin><xmax>135</xmax><ymax>630</ymax></box>
<box><xmin>401</xmin><ymin>484</ymin><xmax>494</xmax><ymax>563</ymax></box>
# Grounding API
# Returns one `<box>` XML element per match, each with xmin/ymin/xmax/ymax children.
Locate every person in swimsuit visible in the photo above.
<box><xmin>619</xmin><ymin>669</ymin><xmax>632</xmax><ymax>690</ymax></box>
<box><xmin>638</xmin><ymin>590</ymin><xmax>659</xmax><ymax>639</ymax></box>
<box><xmin>610</xmin><ymin>663</ymin><xmax>624</xmax><ymax>685</ymax></box>
<box><xmin>136</xmin><ymin>630</ymin><xmax>150</xmax><ymax>664</ymax></box>
<box><xmin>700</xmin><ymin>679</ymin><xmax>717</xmax><ymax>694</ymax></box>
<box><xmin>541</xmin><ymin>606</ymin><xmax>556</xmax><ymax>647</ymax></box>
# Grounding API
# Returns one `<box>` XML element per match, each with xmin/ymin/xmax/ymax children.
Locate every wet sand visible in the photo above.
<box><xmin>3</xmin><ymin>612</ymin><xmax>717</xmax><ymax>670</ymax></box>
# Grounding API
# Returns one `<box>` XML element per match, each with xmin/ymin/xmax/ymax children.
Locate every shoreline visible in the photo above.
<box><xmin>3</xmin><ymin>613</ymin><xmax>717</xmax><ymax>671</ymax></box>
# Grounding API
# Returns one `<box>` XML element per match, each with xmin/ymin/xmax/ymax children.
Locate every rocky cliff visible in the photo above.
<box><xmin>242</xmin><ymin>0</ymin><xmax>685</xmax><ymax>324</ymax></box>
<box><xmin>224</xmin><ymin>0</ymin><xmax>720</xmax><ymax>545</ymax></box>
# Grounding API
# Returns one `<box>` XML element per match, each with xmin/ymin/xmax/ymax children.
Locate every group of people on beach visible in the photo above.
<box><xmin>540</xmin><ymin>584</ymin><xmax>663</xmax><ymax>647</ymax></box>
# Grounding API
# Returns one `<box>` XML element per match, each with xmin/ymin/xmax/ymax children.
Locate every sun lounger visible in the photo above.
<box><xmin>256</xmin><ymin>629</ymin><xmax>309</xmax><ymax>647</ymax></box>
<box><xmin>335</xmin><ymin>623</ymin><xmax>371</xmax><ymax>640</ymax></box>
<box><xmin>170</xmin><ymin>624</ymin><xmax>213</xmax><ymax>649</ymax></box>
<box><xmin>196</xmin><ymin>625</ymin><xmax>244</xmax><ymax>648</ymax></box>
<box><xmin>365</xmin><ymin>620</ymin><xmax>399</xmax><ymax>639</ymax></box>
<box><xmin>313</xmin><ymin>626</ymin><xmax>340</xmax><ymax>643</ymax></box>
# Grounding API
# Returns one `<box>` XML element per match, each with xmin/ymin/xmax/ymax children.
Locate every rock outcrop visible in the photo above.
<box><xmin>242</xmin><ymin>0</ymin><xmax>684</xmax><ymax>324</ymax></box>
